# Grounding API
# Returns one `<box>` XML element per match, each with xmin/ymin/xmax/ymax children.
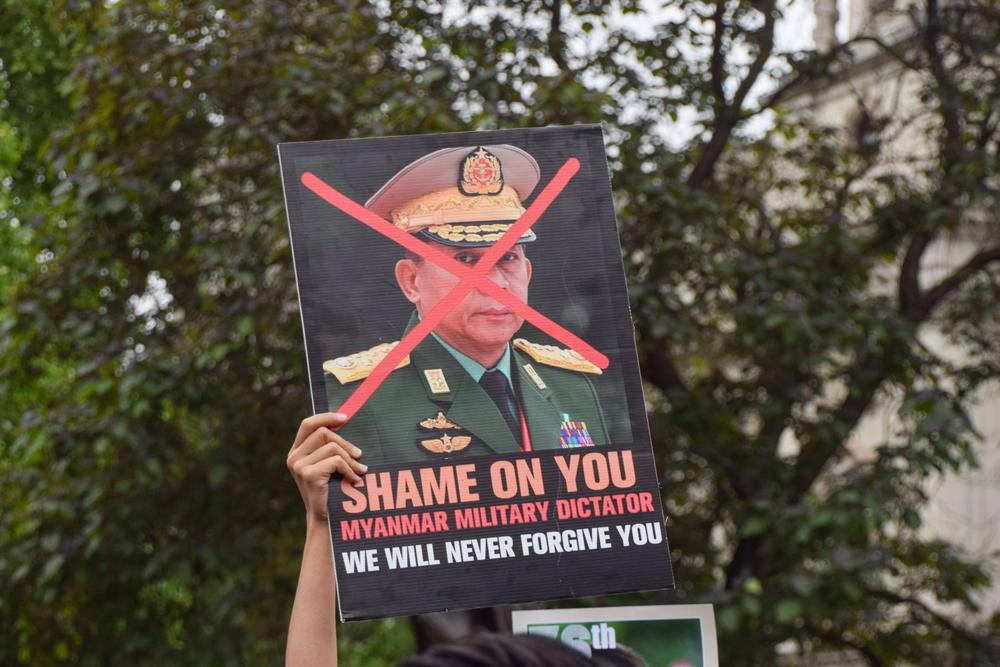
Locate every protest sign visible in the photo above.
<box><xmin>278</xmin><ymin>125</ymin><xmax>673</xmax><ymax>620</ymax></box>
<box><xmin>513</xmin><ymin>605</ymin><xmax>719</xmax><ymax>666</ymax></box>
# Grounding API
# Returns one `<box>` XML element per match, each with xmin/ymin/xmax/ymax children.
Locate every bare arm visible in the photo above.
<box><xmin>286</xmin><ymin>413</ymin><xmax>367</xmax><ymax>667</ymax></box>
<box><xmin>287</xmin><ymin>516</ymin><xmax>338</xmax><ymax>667</ymax></box>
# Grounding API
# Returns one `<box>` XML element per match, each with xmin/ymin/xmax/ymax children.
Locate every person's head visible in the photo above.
<box><xmin>394</xmin><ymin>243</ymin><xmax>532</xmax><ymax>360</ymax></box>
<box><xmin>367</xmin><ymin>144</ymin><xmax>541</xmax><ymax>362</ymax></box>
<box><xmin>397</xmin><ymin>633</ymin><xmax>600</xmax><ymax>667</ymax></box>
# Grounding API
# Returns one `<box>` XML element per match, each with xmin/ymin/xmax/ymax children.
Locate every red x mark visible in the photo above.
<box><xmin>301</xmin><ymin>157</ymin><xmax>609</xmax><ymax>419</ymax></box>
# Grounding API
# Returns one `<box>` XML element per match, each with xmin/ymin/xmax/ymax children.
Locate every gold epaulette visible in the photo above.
<box><xmin>513</xmin><ymin>339</ymin><xmax>603</xmax><ymax>375</ymax></box>
<box><xmin>323</xmin><ymin>342</ymin><xmax>411</xmax><ymax>384</ymax></box>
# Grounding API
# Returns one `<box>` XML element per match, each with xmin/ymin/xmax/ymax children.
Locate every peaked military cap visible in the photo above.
<box><xmin>365</xmin><ymin>144</ymin><xmax>541</xmax><ymax>247</ymax></box>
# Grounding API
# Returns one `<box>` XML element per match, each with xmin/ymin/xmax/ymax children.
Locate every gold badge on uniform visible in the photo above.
<box><xmin>418</xmin><ymin>411</ymin><xmax>472</xmax><ymax>453</ymax></box>
<box><xmin>419</xmin><ymin>412</ymin><xmax>462</xmax><ymax>430</ymax></box>
<box><xmin>523</xmin><ymin>363</ymin><xmax>547</xmax><ymax>390</ymax></box>
<box><xmin>323</xmin><ymin>341</ymin><xmax>411</xmax><ymax>384</ymax></box>
<box><xmin>513</xmin><ymin>338</ymin><xmax>603</xmax><ymax>374</ymax></box>
<box><xmin>424</xmin><ymin>369</ymin><xmax>451</xmax><ymax>394</ymax></box>
<box><xmin>419</xmin><ymin>433</ymin><xmax>472</xmax><ymax>454</ymax></box>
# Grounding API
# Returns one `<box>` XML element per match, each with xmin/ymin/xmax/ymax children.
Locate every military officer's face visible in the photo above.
<box><xmin>395</xmin><ymin>244</ymin><xmax>533</xmax><ymax>362</ymax></box>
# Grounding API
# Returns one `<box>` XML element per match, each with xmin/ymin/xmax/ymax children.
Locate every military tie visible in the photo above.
<box><xmin>479</xmin><ymin>370</ymin><xmax>521</xmax><ymax>447</ymax></box>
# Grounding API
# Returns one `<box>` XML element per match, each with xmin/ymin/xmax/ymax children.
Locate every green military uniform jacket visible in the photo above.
<box><xmin>324</xmin><ymin>314</ymin><xmax>610</xmax><ymax>466</ymax></box>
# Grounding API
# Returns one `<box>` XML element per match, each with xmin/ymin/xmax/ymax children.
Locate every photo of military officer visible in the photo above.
<box><xmin>280</xmin><ymin>127</ymin><xmax>672</xmax><ymax>620</ymax></box>
<box><xmin>322</xmin><ymin>145</ymin><xmax>612</xmax><ymax>465</ymax></box>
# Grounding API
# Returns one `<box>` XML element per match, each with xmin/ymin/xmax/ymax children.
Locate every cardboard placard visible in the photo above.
<box><xmin>278</xmin><ymin>125</ymin><xmax>673</xmax><ymax>620</ymax></box>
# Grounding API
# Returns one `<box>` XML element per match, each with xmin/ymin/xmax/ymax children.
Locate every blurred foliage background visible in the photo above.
<box><xmin>1</xmin><ymin>0</ymin><xmax>998</xmax><ymax>665</ymax></box>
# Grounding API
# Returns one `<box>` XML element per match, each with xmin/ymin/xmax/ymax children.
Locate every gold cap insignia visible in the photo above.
<box><xmin>419</xmin><ymin>433</ymin><xmax>472</xmax><ymax>454</ymax></box>
<box><xmin>419</xmin><ymin>412</ymin><xmax>462</xmax><ymax>430</ymax></box>
<box><xmin>323</xmin><ymin>342</ymin><xmax>411</xmax><ymax>384</ymax></box>
<box><xmin>514</xmin><ymin>339</ymin><xmax>603</xmax><ymax>375</ymax></box>
<box><xmin>459</xmin><ymin>147</ymin><xmax>504</xmax><ymax>196</ymax></box>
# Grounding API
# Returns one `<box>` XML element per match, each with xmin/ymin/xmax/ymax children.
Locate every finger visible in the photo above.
<box><xmin>291</xmin><ymin>451</ymin><xmax>363</xmax><ymax>486</ymax></box>
<box><xmin>305</xmin><ymin>454</ymin><xmax>364</xmax><ymax>484</ymax></box>
<box><xmin>290</xmin><ymin>427</ymin><xmax>336</xmax><ymax>461</ymax></box>
<box><xmin>300</xmin><ymin>441</ymin><xmax>368</xmax><ymax>476</ymax></box>
<box><xmin>291</xmin><ymin>412</ymin><xmax>348</xmax><ymax>451</ymax></box>
<box><xmin>289</xmin><ymin>427</ymin><xmax>362</xmax><ymax>464</ymax></box>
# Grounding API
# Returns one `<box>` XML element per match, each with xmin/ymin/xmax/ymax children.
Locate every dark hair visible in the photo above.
<box><xmin>397</xmin><ymin>633</ymin><xmax>601</xmax><ymax>667</ymax></box>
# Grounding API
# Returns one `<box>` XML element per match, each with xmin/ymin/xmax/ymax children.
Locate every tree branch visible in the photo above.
<box><xmin>688</xmin><ymin>0</ymin><xmax>777</xmax><ymax>189</ymax></box>
<box><xmin>898</xmin><ymin>230</ymin><xmax>935</xmax><ymax>321</ymax></box>
<box><xmin>724</xmin><ymin>534</ymin><xmax>763</xmax><ymax>589</ymax></box>
<box><xmin>975</xmin><ymin>107</ymin><xmax>997</xmax><ymax>151</ymax></box>
<box><xmin>923</xmin><ymin>0</ymin><xmax>963</xmax><ymax>163</ymax></box>
<box><xmin>709</xmin><ymin>0</ymin><xmax>727</xmax><ymax>110</ymax></box>
<box><xmin>802</xmin><ymin>623</ymin><xmax>887</xmax><ymax>667</ymax></box>
<box><xmin>730</xmin><ymin>9</ymin><xmax>776</xmax><ymax>110</ymax></box>
<box><xmin>548</xmin><ymin>0</ymin><xmax>568</xmax><ymax>70</ymax></box>
<box><xmin>781</xmin><ymin>249</ymin><xmax>1000</xmax><ymax>501</ymax></box>
<box><xmin>866</xmin><ymin>587</ymin><xmax>984</xmax><ymax>647</ymax></box>
<box><xmin>644</xmin><ymin>346</ymin><xmax>689</xmax><ymax>395</ymax></box>
<box><xmin>731</xmin><ymin>246</ymin><xmax>1000</xmax><ymax>585</ymax></box>
<box><xmin>786</xmin><ymin>347</ymin><xmax>889</xmax><ymax>504</ymax></box>
<box><xmin>911</xmin><ymin>245</ymin><xmax>1000</xmax><ymax>322</ymax></box>
<box><xmin>722</xmin><ymin>350</ymin><xmax>891</xmax><ymax>587</ymax></box>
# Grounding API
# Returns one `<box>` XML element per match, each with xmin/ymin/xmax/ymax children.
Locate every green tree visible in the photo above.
<box><xmin>1</xmin><ymin>0</ymin><xmax>998</xmax><ymax>665</ymax></box>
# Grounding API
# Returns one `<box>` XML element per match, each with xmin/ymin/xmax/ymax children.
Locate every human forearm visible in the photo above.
<box><xmin>285</xmin><ymin>413</ymin><xmax>365</xmax><ymax>666</ymax></box>
<box><xmin>286</xmin><ymin>517</ymin><xmax>337</xmax><ymax>667</ymax></box>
